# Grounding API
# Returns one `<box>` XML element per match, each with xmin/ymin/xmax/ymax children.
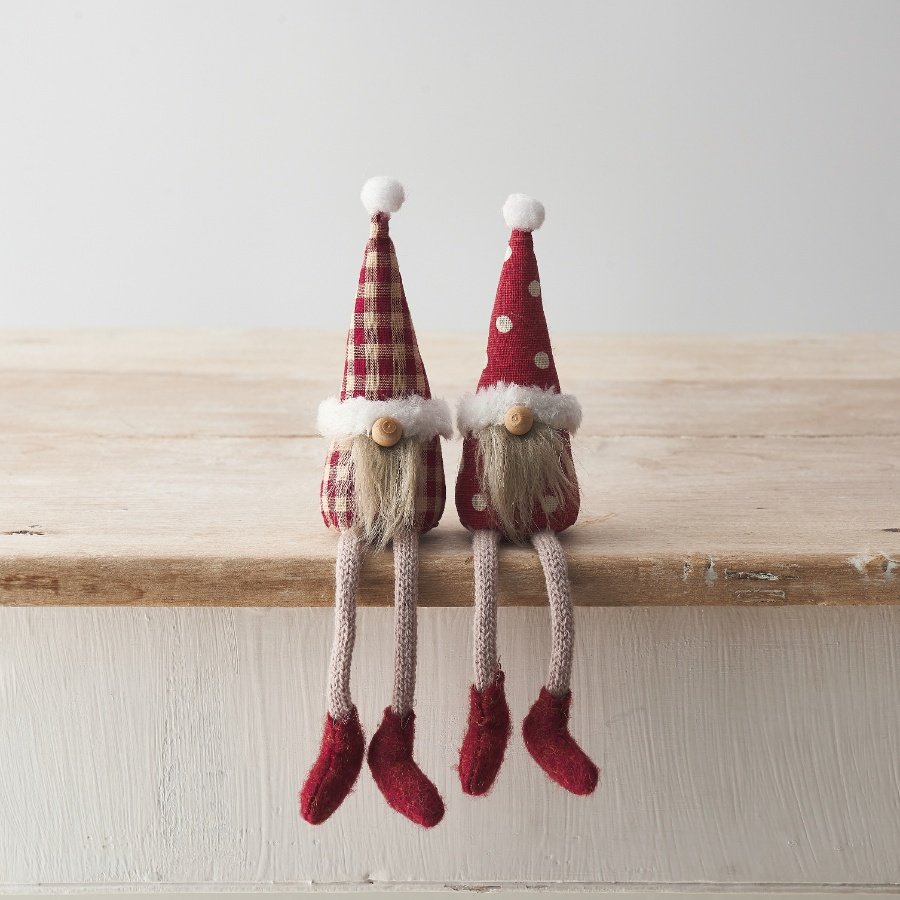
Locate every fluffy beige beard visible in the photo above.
<box><xmin>343</xmin><ymin>435</ymin><xmax>424</xmax><ymax>549</ymax></box>
<box><xmin>475</xmin><ymin>422</ymin><xmax>579</xmax><ymax>543</ymax></box>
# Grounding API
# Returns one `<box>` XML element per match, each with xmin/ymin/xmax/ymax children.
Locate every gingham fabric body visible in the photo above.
<box><xmin>322</xmin><ymin>436</ymin><xmax>445</xmax><ymax>534</ymax></box>
<box><xmin>321</xmin><ymin>213</ymin><xmax>446</xmax><ymax>535</ymax></box>
<box><xmin>456</xmin><ymin>227</ymin><xmax>579</xmax><ymax>537</ymax></box>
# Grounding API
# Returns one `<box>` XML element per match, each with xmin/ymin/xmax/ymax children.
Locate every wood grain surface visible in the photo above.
<box><xmin>2</xmin><ymin>330</ymin><xmax>899</xmax><ymax>607</ymax></box>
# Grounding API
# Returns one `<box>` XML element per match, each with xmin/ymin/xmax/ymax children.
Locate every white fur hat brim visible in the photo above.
<box><xmin>457</xmin><ymin>382</ymin><xmax>582</xmax><ymax>434</ymax></box>
<box><xmin>317</xmin><ymin>395</ymin><xmax>453</xmax><ymax>441</ymax></box>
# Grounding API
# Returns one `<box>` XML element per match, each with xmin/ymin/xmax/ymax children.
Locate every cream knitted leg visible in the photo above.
<box><xmin>326</xmin><ymin>530</ymin><xmax>364</xmax><ymax>722</ymax></box>
<box><xmin>531</xmin><ymin>530</ymin><xmax>574</xmax><ymax>698</ymax></box>
<box><xmin>473</xmin><ymin>529</ymin><xmax>500</xmax><ymax>691</ymax></box>
<box><xmin>391</xmin><ymin>528</ymin><xmax>418</xmax><ymax>719</ymax></box>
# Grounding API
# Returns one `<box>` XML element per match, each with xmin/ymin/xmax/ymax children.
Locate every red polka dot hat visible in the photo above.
<box><xmin>455</xmin><ymin>194</ymin><xmax>582</xmax><ymax>536</ymax></box>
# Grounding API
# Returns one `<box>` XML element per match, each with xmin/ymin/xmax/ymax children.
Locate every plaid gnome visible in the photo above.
<box><xmin>455</xmin><ymin>194</ymin><xmax>599</xmax><ymax>797</ymax></box>
<box><xmin>300</xmin><ymin>178</ymin><xmax>452</xmax><ymax>828</ymax></box>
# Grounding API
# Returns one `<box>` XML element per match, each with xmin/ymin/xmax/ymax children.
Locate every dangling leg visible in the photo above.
<box><xmin>300</xmin><ymin>531</ymin><xmax>367</xmax><ymax>824</ymax></box>
<box><xmin>458</xmin><ymin>529</ymin><xmax>511</xmax><ymax>795</ymax></box>
<box><xmin>522</xmin><ymin>530</ymin><xmax>599</xmax><ymax>796</ymax></box>
<box><xmin>391</xmin><ymin>525</ymin><xmax>418</xmax><ymax>719</ymax></box>
<box><xmin>368</xmin><ymin>528</ymin><xmax>445</xmax><ymax>827</ymax></box>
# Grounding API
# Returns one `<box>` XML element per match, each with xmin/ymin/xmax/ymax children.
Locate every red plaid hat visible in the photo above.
<box><xmin>340</xmin><ymin>189</ymin><xmax>429</xmax><ymax>403</ymax></box>
<box><xmin>318</xmin><ymin>178</ymin><xmax>452</xmax><ymax>534</ymax></box>
<box><xmin>456</xmin><ymin>194</ymin><xmax>581</xmax><ymax>535</ymax></box>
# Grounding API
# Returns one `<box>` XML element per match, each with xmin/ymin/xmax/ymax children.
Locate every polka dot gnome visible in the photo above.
<box><xmin>456</xmin><ymin>194</ymin><xmax>599</xmax><ymax>798</ymax></box>
<box><xmin>300</xmin><ymin>178</ymin><xmax>452</xmax><ymax>828</ymax></box>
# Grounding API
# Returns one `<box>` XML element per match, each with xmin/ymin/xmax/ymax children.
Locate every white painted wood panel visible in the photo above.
<box><xmin>2</xmin><ymin>606</ymin><xmax>899</xmax><ymax>889</ymax></box>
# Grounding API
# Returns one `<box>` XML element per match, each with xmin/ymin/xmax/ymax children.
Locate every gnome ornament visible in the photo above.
<box><xmin>456</xmin><ymin>194</ymin><xmax>599</xmax><ymax>798</ymax></box>
<box><xmin>300</xmin><ymin>178</ymin><xmax>452</xmax><ymax>828</ymax></box>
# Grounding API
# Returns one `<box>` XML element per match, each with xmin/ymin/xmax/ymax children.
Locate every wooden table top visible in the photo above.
<box><xmin>2</xmin><ymin>330</ymin><xmax>898</xmax><ymax>606</ymax></box>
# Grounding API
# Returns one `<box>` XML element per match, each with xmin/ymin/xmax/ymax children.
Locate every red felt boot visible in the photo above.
<box><xmin>299</xmin><ymin>709</ymin><xmax>365</xmax><ymax>824</ymax></box>
<box><xmin>368</xmin><ymin>707</ymin><xmax>445</xmax><ymax>827</ymax></box>
<box><xmin>522</xmin><ymin>688</ymin><xmax>599</xmax><ymax>796</ymax></box>
<box><xmin>458</xmin><ymin>671</ymin><xmax>511</xmax><ymax>796</ymax></box>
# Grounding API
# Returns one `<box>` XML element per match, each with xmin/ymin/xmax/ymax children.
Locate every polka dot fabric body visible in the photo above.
<box><xmin>456</xmin><ymin>227</ymin><xmax>580</xmax><ymax>537</ymax></box>
<box><xmin>455</xmin><ymin>434</ymin><xmax>578</xmax><ymax>535</ymax></box>
<box><xmin>321</xmin><ymin>213</ymin><xmax>446</xmax><ymax>534</ymax></box>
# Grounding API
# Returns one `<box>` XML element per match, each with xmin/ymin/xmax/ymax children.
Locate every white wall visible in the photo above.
<box><xmin>1</xmin><ymin>0</ymin><xmax>899</xmax><ymax>334</ymax></box>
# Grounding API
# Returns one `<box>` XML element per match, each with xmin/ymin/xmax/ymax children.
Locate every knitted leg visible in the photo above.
<box><xmin>368</xmin><ymin>528</ymin><xmax>445</xmax><ymax>827</ymax></box>
<box><xmin>300</xmin><ymin>531</ymin><xmax>366</xmax><ymax>824</ymax></box>
<box><xmin>522</xmin><ymin>531</ymin><xmax>599</xmax><ymax>796</ymax></box>
<box><xmin>458</xmin><ymin>529</ymin><xmax>511</xmax><ymax>796</ymax></box>
<box><xmin>391</xmin><ymin>527</ymin><xmax>418</xmax><ymax>718</ymax></box>
<box><xmin>473</xmin><ymin>528</ymin><xmax>500</xmax><ymax>690</ymax></box>
<box><xmin>534</xmin><ymin>530</ymin><xmax>574</xmax><ymax>697</ymax></box>
<box><xmin>327</xmin><ymin>531</ymin><xmax>363</xmax><ymax>720</ymax></box>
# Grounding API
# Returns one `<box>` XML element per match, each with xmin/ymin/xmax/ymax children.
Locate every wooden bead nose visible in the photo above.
<box><xmin>503</xmin><ymin>404</ymin><xmax>534</xmax><ymax>435</ymax></box>
<box><xmin>371</xmin><ymin>416</ymin><xmax>403</xmax><ymax>447</ymax></box>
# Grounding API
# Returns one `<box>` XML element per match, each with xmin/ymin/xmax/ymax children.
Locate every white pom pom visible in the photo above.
<box><xmin>361</xmin><ymin>177</ymin><xmax>405</xmax><ymax>215</ymax></box>
<box><xmin>502</xmin><ymin>193</ymin><xmax>545</xmax><ymax>232</ymax></box>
